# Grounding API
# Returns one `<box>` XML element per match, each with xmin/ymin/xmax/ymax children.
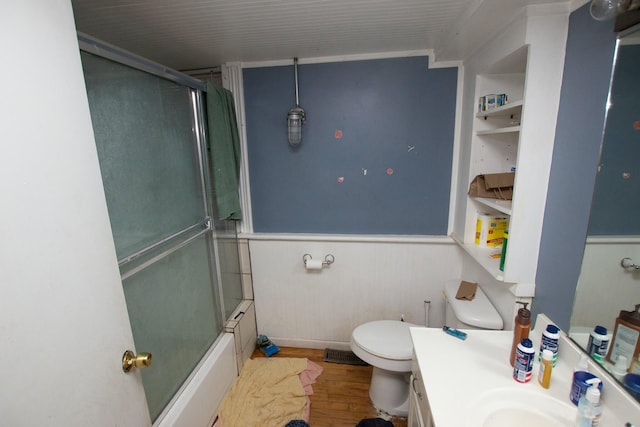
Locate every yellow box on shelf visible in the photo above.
<box><xmin>475</xmin><ymin>214</ymin><xmax>508</xmax><ymax>247</ymax></box>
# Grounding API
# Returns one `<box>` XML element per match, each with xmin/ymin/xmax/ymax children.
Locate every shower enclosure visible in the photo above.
<box><xmin>78</xmin><ymin>34</ymin><xmax>244</xmax><ymax>422</ymax></box>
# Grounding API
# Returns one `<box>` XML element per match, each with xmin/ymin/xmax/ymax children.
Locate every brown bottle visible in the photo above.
<box><xmin>510</xmin><ymin>302</ymin><xmax>531</xmax><ymax>366</ymax></box>
<box><xmin>607</xmin><ymin>303</ymin><xmax>640</xmax><ymax>364</ymax></box>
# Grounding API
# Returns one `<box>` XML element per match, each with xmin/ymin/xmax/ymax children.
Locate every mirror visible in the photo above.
<box><xmin>569</xmin><ymin>22</ymin><xmax>640</xmax><ymax>400</ymax></box>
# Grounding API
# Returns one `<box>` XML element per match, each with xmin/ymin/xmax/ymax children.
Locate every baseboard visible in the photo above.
<box><xmin>269</xmin><ymin>337</ymin><xmax>351</xmax><ymax>351</ymax></box>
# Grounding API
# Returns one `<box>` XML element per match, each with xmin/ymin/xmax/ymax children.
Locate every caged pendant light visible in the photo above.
<box><xmin>287</xmin><ymin>58</ymin><xmax>306</xmax><ymax>147</ymax></box>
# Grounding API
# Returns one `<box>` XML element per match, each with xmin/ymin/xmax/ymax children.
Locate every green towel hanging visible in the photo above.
<box><xmin>206</xmin><ymin>83</ymin><xmax>242</xmax><ymax>220</ymax></box>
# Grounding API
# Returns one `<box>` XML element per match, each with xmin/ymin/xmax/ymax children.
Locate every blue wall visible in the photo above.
<box><xmin>533</xmin><ymin>4</ymin><xmax>617</xmax><ymax>330</ymax></box>
<box><xmin>589</xmin><ymin>44</ymin><xmax>640</xmax><ymax>235</ymax></box>
<box><xmin>243</xmin><ymin>56</ymin><xmax>458</xmax><ymax>234</ymax></box>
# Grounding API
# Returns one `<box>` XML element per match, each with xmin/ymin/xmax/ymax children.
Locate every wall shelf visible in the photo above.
<box><xmin>476</xmin><ymin>125</ymin><xmax>520</xmax><ymax>135</ymax></box>
<box><xmin>472</xmin><ymin>196</ymin><xmax>512</xmax><ymax>216</ymax></box>
<box><xmin>476</xmin><ymin>100</ymin><xmax>523</xmax><ymax>118</ymax></box>
<box><xmin>454</xmin><ymin>236</ymin><xmax>505</xmax><ymax>281</ymax></box>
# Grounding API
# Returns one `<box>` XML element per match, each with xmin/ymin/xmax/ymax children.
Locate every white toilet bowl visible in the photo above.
<box><xmin>351</xmin><ymin>282</ymin><xmax>503</xmax><ymax>418</ymax></box>
<box><xmin>350</xmin><ymin>320</ymin><xmax>416</xmax><ymax>417</ymax></box>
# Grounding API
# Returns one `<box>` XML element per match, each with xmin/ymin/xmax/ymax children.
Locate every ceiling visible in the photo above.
<box><xmin>71</xmin><ymin>0</ymin><xmax>576</xmax><ymax>71</ymax></box>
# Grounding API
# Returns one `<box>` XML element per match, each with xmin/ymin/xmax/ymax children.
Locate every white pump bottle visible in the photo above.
<box><xmin>575</xmin><ymin>377</ymin><xmax>601</xmax><ymax>427</ymax></box>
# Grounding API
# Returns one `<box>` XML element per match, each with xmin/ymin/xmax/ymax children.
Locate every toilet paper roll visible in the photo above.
<box><xmin>305</xmin><ymin>259</ymin><xmax>324</xmax><ymax>270</ymax></box>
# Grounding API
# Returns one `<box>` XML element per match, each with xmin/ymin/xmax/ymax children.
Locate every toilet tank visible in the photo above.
<box><xmin>443</xmin><ymin>281</ymin><xmax>503</xmax><ymax>330</ymax></box>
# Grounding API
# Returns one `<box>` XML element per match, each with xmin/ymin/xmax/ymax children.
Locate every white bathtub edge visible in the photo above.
<box><xmin>154</xmin><ymin>333</ymin><xmax>237</xmax><ymax>427</ymax></box>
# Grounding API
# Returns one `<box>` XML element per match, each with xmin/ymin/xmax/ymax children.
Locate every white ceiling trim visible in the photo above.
<box><xmin>237</xmin><ymin>49</ymin><xmax>460</xmax><ymax>69</ymax></box>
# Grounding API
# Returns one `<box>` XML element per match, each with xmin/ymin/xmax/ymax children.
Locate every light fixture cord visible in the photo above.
<box><xmin>294</xmin><ymin>57</ymin><xmax>300</xmax><ymax>107</ymax></box>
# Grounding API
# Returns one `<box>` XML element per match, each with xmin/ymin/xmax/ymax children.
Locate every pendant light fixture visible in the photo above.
<box><xmin>589</xmin><ymin>0</ymin><xmax>629</xmax><ymax>20</ymax></box>
<box><xmin>287</xmin><ymin>57</ymin><xmax>306</xmax><ymax>147</ymax></box>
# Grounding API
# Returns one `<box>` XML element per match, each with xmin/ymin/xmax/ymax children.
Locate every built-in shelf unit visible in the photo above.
<box><xmin>457</xmin><ymin>46</ymin><xmax>527</xmax><ymax>284</ymax></box>
<box><xmin>454</xmin><ymin>5</ymin><xmax>570</xmax><ymax>297</ymax></box>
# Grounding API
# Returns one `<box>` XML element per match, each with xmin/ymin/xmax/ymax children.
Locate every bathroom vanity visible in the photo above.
<box><xmin>409</xmin><ymin>314</ymin><xmax>640</xmax><ymax>426</ymax></box>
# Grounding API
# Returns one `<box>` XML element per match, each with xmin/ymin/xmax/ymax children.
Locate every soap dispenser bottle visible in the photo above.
<box><xmin>575</xmin><ymin>378</ymin><xmax>602</xmax><ymax>427</ymax></box>
<box><xmin>510</xmin><ymin>301</ymin><xmax>531</xmax><ymax>366</ymax></box>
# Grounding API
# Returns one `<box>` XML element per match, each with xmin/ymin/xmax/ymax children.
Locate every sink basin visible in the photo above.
<box><xmin>465</xmin><ymin>387</ymin><xmax>577</xmax><ymax>427</ymax></box>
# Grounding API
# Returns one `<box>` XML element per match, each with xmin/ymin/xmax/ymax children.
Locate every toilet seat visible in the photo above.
<box><xmin>352</xmin><ymin>320</ymin><xmax>415</xmax><ymax>360</ymax></box>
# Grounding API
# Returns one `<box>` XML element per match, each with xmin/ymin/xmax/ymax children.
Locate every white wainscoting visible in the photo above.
<box><xmin>571</xmin><ymin>237</ymin><xmax>640</xmax><ymax>331</ymax></box>
<box><xmin>247</xmin><ymin>234</ymin><xmax>464</xmax><ymax>349</ymax></box>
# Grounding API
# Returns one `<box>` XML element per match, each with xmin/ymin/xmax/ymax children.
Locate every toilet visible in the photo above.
<box><xmin>350</xmin><ymin>281</ymin><xmax>503</xmax><ymax>417</ymax></box>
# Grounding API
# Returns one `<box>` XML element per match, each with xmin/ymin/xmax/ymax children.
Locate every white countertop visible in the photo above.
<box><xmin>410</xmin><ymin>315</ymin><xmax>639</xmax><ymax>427</ymax></box>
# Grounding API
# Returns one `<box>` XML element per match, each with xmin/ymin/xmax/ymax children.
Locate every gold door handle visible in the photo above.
<box><xmin>122</xmin><ymin>350</ymin><xmax>152</xmax><ymax>373</ymax></box>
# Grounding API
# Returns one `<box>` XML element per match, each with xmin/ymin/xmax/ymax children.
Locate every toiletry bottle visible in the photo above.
<box><xmin>575</xmin><ymin>378</ymin><xmax>602</xmax><ymax>427</ymax></box>
<box><xmin>538</xmin><ymin>349</ymin><xmax>553</xmax><ymax>389</ymax></box>
<box><xmin>607</xmin><ymin>304</ymin><xmax>640</xmax><ymax>365</ymax></box>
<box><xmin>513</xmin><ymin>338</ymin><xmax>535</xmax><ymax>383</ymax></box>
<box><xmin>630</xmin><ymin>354</ymin><xmax>640</xmax><ymax>374</ymax></box>
<box><xmin>575</xmin><ymin>353</ymin><xmax>589</xmax><ymax>373</ymax></box>
<box><xmin>571</xmin><ymin>354</ymin><xmax>598</xmax><ymax>405</ymax></box>
<box><xmin>499</xmin><ymin>229</ymin><xmax>508</xmax><ymax>272</ymax></box>
<box><xmin>612</xmin><ymin>355</ymin><xmax>629</xmax><ymax>382</ymax></box>
<box><xmin>587</xmin><ymin>325</ymin><xmax>609</xmax><ymax>363</ymax></box>
<box><xmin>510</xmin><ymin>301</ymin><xmax>531</xmax><ymax>366</ymax></box>
<box><xmin>539</xmin><ymin>324</ymin><xmax>560</xmax><ymax>367</ymax></box>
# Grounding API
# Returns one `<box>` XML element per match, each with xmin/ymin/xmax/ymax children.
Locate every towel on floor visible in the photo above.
<box><xmin>216</xmin><ymin>358</ymin><xmax>321</xmax><ymax>427</ymax></box>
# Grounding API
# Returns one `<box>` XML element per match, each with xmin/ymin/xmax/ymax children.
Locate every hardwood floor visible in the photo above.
<box><xmin>251</xmin><ymin>347</ymin><xmax>408</xmax><ymax>427</ymax></box>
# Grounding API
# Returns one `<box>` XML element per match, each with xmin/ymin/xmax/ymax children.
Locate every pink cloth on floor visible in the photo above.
<box><xmin>300</xmin><ymin>359</ymin><xmax>323</xmax><ymax>394</ymax></box>
<box><xmin>300</xmin><ymin>360</ymin><xmax>323</xmax><ymax>421</ymax></box>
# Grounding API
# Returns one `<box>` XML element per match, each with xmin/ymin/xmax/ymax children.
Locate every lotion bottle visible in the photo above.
<box><xmin>510</xmin><ymin>301</ymin><xmax>531</xmax><ymax>366</ymax></box>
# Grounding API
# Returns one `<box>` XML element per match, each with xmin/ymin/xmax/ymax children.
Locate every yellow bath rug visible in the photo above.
<box><xmin>216</xmin><ymin>357</ymin><xmax>314</xmax><ymax>427</ymax></box>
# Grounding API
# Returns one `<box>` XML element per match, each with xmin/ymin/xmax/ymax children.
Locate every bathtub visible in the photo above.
<box><xmin>154</xmin><ymin>301</ymin><xmax>256</xmax><ymax>427</ymax></box>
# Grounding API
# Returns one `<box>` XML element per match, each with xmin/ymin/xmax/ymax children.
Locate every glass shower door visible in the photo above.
<box><xmin>81</xmin><ymin>50</ymin><xmax>224</xmax><ymax>421</ymax></box>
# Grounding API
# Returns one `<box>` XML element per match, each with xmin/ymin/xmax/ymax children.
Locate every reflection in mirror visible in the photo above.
<box><xmin>570</xmin><ymin>23</ymin><xmax>640</xmax><ymax>401</ymax></box>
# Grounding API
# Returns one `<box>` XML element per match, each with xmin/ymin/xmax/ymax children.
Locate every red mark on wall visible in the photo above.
<box><xmin>623</xmin><ymin>172</ymin><xmax>632</xmax><ymax>179</ymax></box>
<box><xmin>335</xmin><ymin>130</ymin><xmax>343</xmax><ymax>139</ymax></box>
<box><xmin>386</xmin><ymin>168</ymin><xmax>394</xmax><ymax>175</ymax></box>
<box><xmin>337</xmin><ymin>177</ymin><xmax>344</xmax><ymax>183</ymax></box>
<box><xmin>634</xmin><ymin>121</ymin><xmax>640</xmax><ymax>130</ymax></box>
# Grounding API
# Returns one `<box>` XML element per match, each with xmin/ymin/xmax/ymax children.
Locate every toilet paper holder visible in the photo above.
<box><xmin>303</xmin><ymin>253</ymin><xmax>335</xmax><ymax>268</ymax></box>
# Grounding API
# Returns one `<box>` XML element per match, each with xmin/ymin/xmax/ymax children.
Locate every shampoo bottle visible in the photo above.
<box><xmin>510</xmin><ymin>301</ymin><xmax>531</xmax><ymax>366</ymax></box>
